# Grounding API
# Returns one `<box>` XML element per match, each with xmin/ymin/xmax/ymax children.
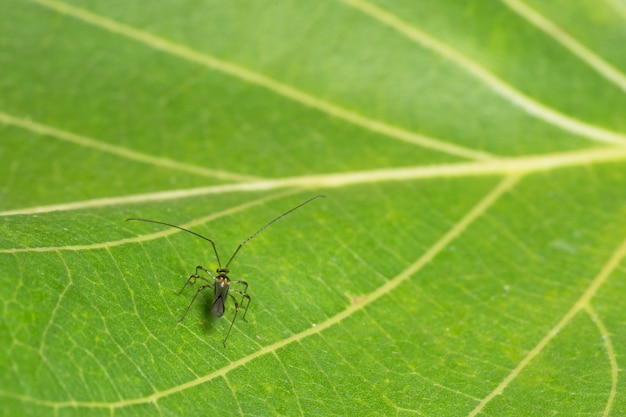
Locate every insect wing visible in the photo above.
<box><xmin>211</xmin><ymin>282</ymin><xmax>229</xmax><ymax>318</ymax></box>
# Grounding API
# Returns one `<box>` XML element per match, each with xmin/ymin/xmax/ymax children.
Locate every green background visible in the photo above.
<box><xmin>1</xmin><ymin>0</ymin><xmax>626</xmax><ymax>415</ymax></box>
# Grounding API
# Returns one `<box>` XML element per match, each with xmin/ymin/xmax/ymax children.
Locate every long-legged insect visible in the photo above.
<box><xmin>127</xmin><ymin>194</ymin><xmax>325</xmax><ymax>347</ymax></box>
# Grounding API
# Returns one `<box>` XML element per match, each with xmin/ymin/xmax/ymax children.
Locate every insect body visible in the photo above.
<box><xmin>128</xmin><ymin>194</ymin><xmax>324</xmax><ymax>347</ymax></box>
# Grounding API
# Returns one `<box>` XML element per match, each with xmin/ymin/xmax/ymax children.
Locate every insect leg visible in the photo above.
<box><xmin>178</xmin><ymin>283</ymin><xmax>212</xmax><ymax>323</ymax></box>
<box><xmin>230</xmin><ymin>282</ymin><xmax>251</xmax><ymax>321</ymax></box>
<box><xmin>222</xmin><ymin>293</ymin><xmax>241</xmax><ymax>348</ymax></box>
<box><xmin>231</xmin><ymin>279</ymin><xmax>248</xmax><ymax>293</ymax></box>
<box><xmin>176</xmin><ymin>266</ymin><xmax>213</xmax><ymax>295</ymax></box>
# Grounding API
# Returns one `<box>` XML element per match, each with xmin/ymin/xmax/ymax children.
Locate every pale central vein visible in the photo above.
<box><xmin>468</xmin><ymin>235</ymin><xmax>626</xmax><ymax>416</ymax></box>
<box><xmin>29</xmin><ymin>0</ymin><xmax>492</xmax><ymax>161</ymax></box>
<box><xmin>2</xmin><ymin>145</ymin><xmax>626</xmax><ymax>220</ymax></box>
<box><xmin>15</xmin><ymin>171</ymin><xmax>519</xmax><ymax>410</ymax></box>
<box><xmin>340</xmin><ymin>0</ymin><xmax>626</xmax><ymax>146</ymax></box>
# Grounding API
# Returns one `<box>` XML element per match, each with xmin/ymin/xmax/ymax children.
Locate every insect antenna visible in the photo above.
<box><xmin>126</xmin><ymin>218</ymin><xmax>222</xmax><ymax>267</ymax></box>
<box><xmin>224</xmin><ymin>194</ymin><xmax>325</xmax><ymax>268</ymax></box>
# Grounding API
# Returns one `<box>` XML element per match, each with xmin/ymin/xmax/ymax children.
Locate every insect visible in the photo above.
<box><xmin>127</xmin><ymin>194</ymin><xmax>325</xmax><ymax>347</ymax></box>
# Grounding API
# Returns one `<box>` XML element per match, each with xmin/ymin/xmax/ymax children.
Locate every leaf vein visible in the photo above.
<box><xmin>502</xmin><ymin>0</ymin><xmax>626</xmax><ymax>93</ymax></box>
<box><xmin>585</xmin><ymin>305</ymin><xmax>618</xmax><ymax>417</ymax></box>
<box><xmin>0</xmin><ymin>111</ymin><xmax>258</xmax><ymax>182</ymax></box>
<box><xmin>467</xmin><ymin>234</ymin><xmax>626</xmax><ymax>416</ymax></box>
<box><xmin>2</xmin><ymin>175</ymin><xmax>518</xmax><ymax>409</ymax></box>
<box><xmin>29</xmin><ymin>0</ymin><xmax>493</xmax><ymax>161</ymax></box>
<box><xmin>340</xmin><ymin>0</ymin><xmax>626</xmax><ymax>145</ymax></box>
<box><xmin>2</xmin><ymin>146</ymin><xmax>626</xmax><ymax>221</ymax></box>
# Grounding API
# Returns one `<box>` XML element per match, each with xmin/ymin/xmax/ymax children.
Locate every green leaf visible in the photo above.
<box><xmin>2</xmin><ymin>0</ymin><xmax>626</xmax><ymax>415</ymax></box>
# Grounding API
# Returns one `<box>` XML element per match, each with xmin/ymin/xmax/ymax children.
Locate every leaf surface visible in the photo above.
<box><xmin>2</xmin><ymin>0</ymin><xmax>626</xmax><ymax>416</ymax></box>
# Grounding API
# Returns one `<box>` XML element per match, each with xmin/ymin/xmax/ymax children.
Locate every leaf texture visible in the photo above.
<box><xmin>1</xmin><ymin>1</ymin><xmax>626</xmax><ymax>416</ymax></box>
